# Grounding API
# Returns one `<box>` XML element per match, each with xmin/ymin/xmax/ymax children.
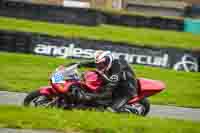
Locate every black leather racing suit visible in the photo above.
<box><xmin>76</xmin><ymin>57</ymin><xmax>138</xmax><ymax>112</ymax></box>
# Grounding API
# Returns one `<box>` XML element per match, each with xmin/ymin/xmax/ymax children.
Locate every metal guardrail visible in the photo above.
<box><xmin>0</xmin><ymin>1</ymin><xmax>184</xmax><ymax>31</ymax></box>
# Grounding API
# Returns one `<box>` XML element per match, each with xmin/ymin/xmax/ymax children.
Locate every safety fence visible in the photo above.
<box><xmin>0</xmin><ymin>30</ymin><xmax>199</xmax><ymax>72</ymax></box>
<box><xmin>0</xmin><ymin>0</ymin><xmax>184</xmax><ymax>31</ymax></box>
<box><xmin>186</xmin><ymin>5</ymin><xmax>200</xmax><ymax>18</ymax></box>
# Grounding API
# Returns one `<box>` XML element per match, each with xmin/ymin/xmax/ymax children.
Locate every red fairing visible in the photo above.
<box><xmin>138</xmin><ymin>78</ymin><xmax>165</xmax><ymax>95</ymax></box>
<box><xmin>128</xmin><ymin>78</ymin><xmax>165</xmax><ymax>104</ymax></box>
<box><xmin>51</xmin><ymin>81</ymin><xmax>78</xmax><ymax>93</ymax></box>
<box><xmin>83</xmin><ymin>71</ymin><xmax>103</xmax><ymax>92</ymax></box>
<box><xmin>39</xmin><ymin>86</ymin><xmax>55</xmax><ymax>95</ymax></box>
<box><xmin>40</xmin><ymin>81</ymin><xmax>80</xmax><ymax>95</ymax></box>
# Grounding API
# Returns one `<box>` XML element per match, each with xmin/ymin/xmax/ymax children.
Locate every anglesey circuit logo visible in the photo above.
<box><xmin>173</xmin><ymin>54</ymin><xmax>199</xmax><ymax>72</ymax></box>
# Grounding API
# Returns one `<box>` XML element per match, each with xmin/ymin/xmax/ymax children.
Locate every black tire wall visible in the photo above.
<box><xmin>0</xmin><ymin>1</ymin><xmax>184</xmax><ymax>31</ymax></box>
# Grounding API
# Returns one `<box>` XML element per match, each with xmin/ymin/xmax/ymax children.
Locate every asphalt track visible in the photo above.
<box><xmin>0</xmin><ymin>91</ymin><xmax>200</xmax><ymax>121</ymax></box>
<box><xmin>0</xmin><ymin>128</ymin><xmax>61</xmax><ymax>133</ymax></box>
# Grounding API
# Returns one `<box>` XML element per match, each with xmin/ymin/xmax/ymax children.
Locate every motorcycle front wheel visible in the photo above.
<box><xmin>23</xmin><ymin>90</ymin><xmax>56</xmax><ymax>107</ymax></box>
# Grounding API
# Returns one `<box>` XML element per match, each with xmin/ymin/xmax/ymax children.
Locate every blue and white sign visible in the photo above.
<box><xmin>51</xmin><ymin>72</ymin><xmax>65</xmax><ymax>83</ymax></box>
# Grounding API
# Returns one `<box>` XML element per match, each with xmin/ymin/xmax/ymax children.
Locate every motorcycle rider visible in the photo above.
<box><xmin>74</xmin><ymin>50</ymin><xmax>138</xmax><ymax>112</ymax></box>
<box><xmin>53</xmin><ymin>50</ymin><xmax>138</xmax><ymax>112</ymax></box>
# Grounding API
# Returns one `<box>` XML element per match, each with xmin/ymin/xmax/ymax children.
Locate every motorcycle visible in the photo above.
<box><xmin>23</xmin><ymin>64</ymin><xmax>165</xmax><ymax>116</ymax></box>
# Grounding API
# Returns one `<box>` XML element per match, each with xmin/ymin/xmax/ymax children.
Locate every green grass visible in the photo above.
<box><xmin>0</xmin><ymin>17</ymin><xmax>200</xmax><ymax>50</ymax></box>
<box><xmin>0</xmin><ymin>52</ymin><xmax>200</xmax><ymax>108</ymax></box>
<box><xmin>0</xmin><ymin>105</ymin><xmax>199</xmax><ymax>133</ymax></box>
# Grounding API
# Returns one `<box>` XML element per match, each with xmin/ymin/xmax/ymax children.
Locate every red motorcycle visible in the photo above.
<box><xmin>23</xmin><ymin>64</ymin><xmax>165</xmax><ymax>116</ymax></box>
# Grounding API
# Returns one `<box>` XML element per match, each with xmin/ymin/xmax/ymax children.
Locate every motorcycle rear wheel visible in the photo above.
<box><xmin>138</xmin><ymin>98</ymin><xmax>150</xmax><ymax>116</ymax></box>
<box><xmin>126</xmin><ymin>98</ymin><xmax>150</xmax><ymax>116</ymax></box>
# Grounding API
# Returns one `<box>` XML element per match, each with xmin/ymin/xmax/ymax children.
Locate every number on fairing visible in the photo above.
<box><xmin>51</xmin><ymin>72</ymin><xmax>65</xmax><ymax>83</ymax></box>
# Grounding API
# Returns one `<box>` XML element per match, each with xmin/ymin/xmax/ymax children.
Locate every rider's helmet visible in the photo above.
<box><xmin>94</xmin><ymin>50</ymin><xmax>113</xmax><ymax>73</ymax></box>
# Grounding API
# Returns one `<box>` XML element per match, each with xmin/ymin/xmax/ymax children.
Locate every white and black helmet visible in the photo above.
<box><xmin>94</xmin><ymin>50</ymin><xmax>113</xmax><ymax>72</ymax></box>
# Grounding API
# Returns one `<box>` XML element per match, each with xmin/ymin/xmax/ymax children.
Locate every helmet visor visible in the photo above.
<box><xmin>96</xmin><ymin>62</ymin><xmax>107</xmax><ymax>71</ymax></box>
<box><xmin>96</xmin><ymin>57</ymin><xmax>111</xmax><ymax>72</ymax></box>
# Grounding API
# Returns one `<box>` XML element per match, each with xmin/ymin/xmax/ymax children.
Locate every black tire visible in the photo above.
<box><xmin>23</xmin><ymin>90</ymin><xmax>48</xmax><ymax>107</ymax></box>
<box><xmin>138</xmin><ymin>98</ymin><xmax>150</xmax><ymax>116</ymax></box>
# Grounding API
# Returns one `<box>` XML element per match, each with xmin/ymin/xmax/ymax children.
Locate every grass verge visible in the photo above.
<box><xmin>0</xmin><ymin>16</ymin><xmax>199</xmax><ymax>50</ymax></box>
<box><xmin>0</xmin><ymin>52</ymin><xmax>200</xmax><ymax>108</ymax></box>
<box><xmin>0</xmin><ymin>105</ymin><xmax>199</xmax><ymax>133</ymax></box>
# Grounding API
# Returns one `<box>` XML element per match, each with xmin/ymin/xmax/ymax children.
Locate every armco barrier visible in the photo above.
<box><xmin>186</xmin><ymin>5</ymin><xmax>200</xmax><ymax>18</ymax></box>
<box><xmin>104</xmin><ymin>12</ymin><xmax>184</xmax><ymax>31</ymax></box>
<box><xmin>0</xmin><ymin>1</ymin><xmax>99</xmax><ymax>26</ymax></box>
<box><xmin>0</xmin><ymin>1</ymin><xmax>184</xmax><ymax>31</ymax></box>
<box><xmin>0</xmin><ymin>30</ymin><xmax>199</xmax><ymax>72</ymax></box>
